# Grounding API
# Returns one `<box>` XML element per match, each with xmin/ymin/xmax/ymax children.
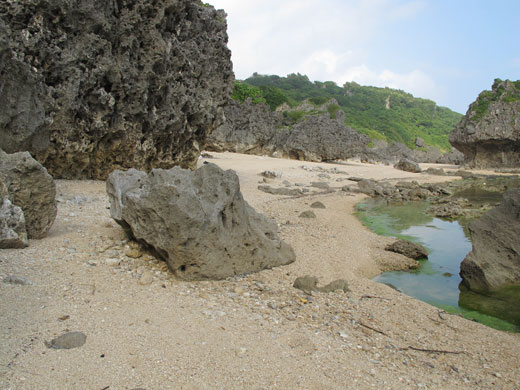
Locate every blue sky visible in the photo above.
<box><xmin>209</xmin><ymin>0</ymin><xmax>520</xmax><ymax>113</ymax></box>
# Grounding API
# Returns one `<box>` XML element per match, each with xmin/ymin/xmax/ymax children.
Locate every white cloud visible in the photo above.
<box><xmin>210</xmin><ymin>0</ymin><xmax>438</xmax><ymax>100</ymax></box>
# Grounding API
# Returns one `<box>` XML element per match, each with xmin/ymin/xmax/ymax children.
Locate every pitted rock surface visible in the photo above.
<box><xmin>107</xmin><ymin>163</ymin><xmax>295</xmax><ymax>280</ymax></box>
<box><xmin>450</xmin><ymin>79</ymin><xmax>520</xmax><ymax>168</ymax></box>
<box><xmin>1</xmin><ymin>0</ymin><xmax>233</xmax><ymax>179</ymax></box>
<box><xmin>460</xmin><ymin>188</ymin><xmax>520</xmax><ymax>291</ymax></box>
<box><xmin>0</xmin><ymin>150</ymin><xmax>56</xmax><ymax>239</ymax></box>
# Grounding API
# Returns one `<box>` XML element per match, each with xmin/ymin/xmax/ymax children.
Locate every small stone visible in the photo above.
<box><xmin>310</xmin><ymin>201</ymin><xmax>326</xmax><ymax>209</ymax></box>
<box><xmin>139</xmin><ymin>271</ymin><xmax>153</xmax><ymax>285</ymax></box>
<box><xmin>46</xmin><ymin>331</ymin><xmax>86</xmax><ymax>349</ymax></box>
<box><xmin>260</xmin><ymin>171</ymin><xmax>280</xmax><ymax>179</ymax></box>
<box><xmin>105</xmin><ymin>258</ymin><xmax>120</xmax><ymax>266</ymax></box>
<box><xmin>125</xmin><ymin>249</ymin><xmax>142</xmax><ymax>259</ymax></box>
<box><xmin>234</xmin><ymin>286</ymin><xmax>245</xmax><ymax>295</ymax></box>
<box><xmin>299</xmin><ymin>210</ymin><xmax>316</xmax><ymax>219</ymax></box>
<box><xmin>2</xmin><ymin>275</ymin><xmax>32</xmax><ymax>285</ymax></box>
<box><xmin>310</xmin><ymin>182</ymin><xmax>330</xmax><ymax>189</ymax></box>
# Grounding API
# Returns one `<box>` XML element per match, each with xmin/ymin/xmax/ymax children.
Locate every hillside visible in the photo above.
<box><xmin>240</xmin><ymin>73</ymin><xmax>462</xmax><ymax>152</ymax></box>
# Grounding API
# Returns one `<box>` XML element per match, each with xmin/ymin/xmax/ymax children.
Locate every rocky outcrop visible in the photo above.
<box><xmin>207</xmin><ymin>99</ymin><xmax>369</xmax><ymax>162</ymax></box>
<box><xmin>107</xmin><ymin>163</ymin><xmax>295</xmax><ymax>280</ymax></box>
<box><xmin>437</xmin><ymin>147</ymin><xmax>465</xmax><ymax>165</ymax></box>
<box><xmin>385</xmin><ymin>240</ymin><xmax>428</xmax><ymax>260</ymax></box>
<box><xmin>460</xmin><ymin>188</ymin><xmax>520</xmax><ymax>291</ymax></box>
<box><xmin>0</xmin><ymin>150</ymin><xmax>56</xmax><ymax>239</ymax></box>
<box><xmin>273</xmin><ymin>114</ymin><xmax>369</xmax><ymax>161</ymax></box>
<box><xmin>206</xmin><ymin>99</ymin><xmax>279</xmax><ymax>154</ymax></box>
<box><xmin>450</xmin><ymin>79</ymin><xmax>520</xmax><ymax>168</ymax></box>
<box><xmin>1</xmin><ymin>0</ymin><xmax>233</xmax><ymax>179</ymax></box>
<box><xmin>0</xmin><ymin>198</ymin><xmax>28</xmax><ymax>249</ymax></box>
<box><xmin>394</xmin><ymin>159</ymin><xmax>422</xmax><ymax>173</ymax></box>
<box><xmin>358</xmin><ymin>142</ymin><xmax>414</xmax><ymax>165</ymax></box>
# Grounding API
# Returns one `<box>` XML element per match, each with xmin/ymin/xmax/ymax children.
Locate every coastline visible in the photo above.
<box><xmin>1</xmin><ymin>152</ymin><xmax>519</xmax><ymax>389</ymax></box>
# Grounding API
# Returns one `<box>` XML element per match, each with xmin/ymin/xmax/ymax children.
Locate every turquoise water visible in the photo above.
<box><xmin>374</xmin><ymin>217</ymin><xmax>470</xmax><ymax>308</ymax></box>
<box><xmin>357</xmin><ymin>199</ymin><xmax>519</xmax><ymax>332</ymax></box>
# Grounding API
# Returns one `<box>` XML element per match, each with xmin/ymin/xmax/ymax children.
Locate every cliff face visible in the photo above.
<box><xmin>449</xmin><ymin>79</ymin><xmax>520</xmax><ymax>168</ymax></box>
<box><xmin>0</xmin><ymin>0</ymin><xmax>233</xmax><ymax>179</ymax></box>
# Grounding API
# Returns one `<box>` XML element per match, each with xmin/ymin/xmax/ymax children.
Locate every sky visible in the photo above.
<box><xmin>209</xmin><ymin>0</ymin><xmax>520</xmax><ymax>114</ymax></box>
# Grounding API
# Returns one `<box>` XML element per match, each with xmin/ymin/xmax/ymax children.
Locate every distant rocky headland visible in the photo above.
<box><xmin>450</xmin><ymin>79</ymin><xmax>520</xmax><ymax>168</ymax></box>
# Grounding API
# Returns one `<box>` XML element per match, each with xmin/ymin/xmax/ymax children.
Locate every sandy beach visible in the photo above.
<box><xmin>1</xmin><ymin>152</ymin><xmax>519</xmax><ymax>390</ymax></box>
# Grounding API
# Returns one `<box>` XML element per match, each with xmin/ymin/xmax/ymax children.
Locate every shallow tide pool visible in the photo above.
<box><xmin>357</xmin><ymin>199</ymin><xmax>519</xmax><ymax>332</ymax></box>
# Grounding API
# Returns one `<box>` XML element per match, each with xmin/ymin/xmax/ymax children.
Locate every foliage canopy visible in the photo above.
<box><xmin>237</xmin><ymin>73</ymin><xmax>463</xmax><ymax>151</ymax></box>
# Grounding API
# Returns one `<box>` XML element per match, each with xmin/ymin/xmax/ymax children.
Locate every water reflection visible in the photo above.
<box><xmin>357</xmin><ymin>199</ymin><xmax>519</xmax><ymax>331</ymax></box>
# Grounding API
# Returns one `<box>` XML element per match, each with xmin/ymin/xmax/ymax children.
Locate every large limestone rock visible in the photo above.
<box><xmin>1</xmin><ymin>0</ymin><xmax>233</xmax><ymax>179</ymax></box>
<box><xmin>0</xmin><ymin>150</ymin><xmax>56</xmax><ymax>239</ymax></box>
<box><xmin>207</xmin><ymin>99</ymin><xmax>369</xmax><ymax>162</ymax></box>
<box><xmin>0</xmin><ymin>197</ymin><xmax>28</xmax><ymax>249</ymax></box>
<box><xmin>273</xmin><ymin>113</ymin><xmax>369</xmax><ymax>161</ymax></box>
<box><xmin>107</xmin><ymin>163</ymin><xmax>296</xmax><ymax>280</ymax></box>
<box><xmin>449</xmin><ymin>79</ymin><xmax>520</xmax><ymax>168</ymax></box>
<box><xmin>206</xmin><ymin>99</ymin><xmax>280</xmax><ymax>154</ymax></box>
<box><xmin>460</xmin><ymin>188</ymin><xmax>520</xmax><ymax>291</ymax></box>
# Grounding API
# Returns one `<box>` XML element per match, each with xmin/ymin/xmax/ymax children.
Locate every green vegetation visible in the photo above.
<box><xmin>471</xmin><ymin>78</ymin><xmax>520</xmax><ymax>122</ymax></box>
<box><xmin>231</xmin><ymin>81</ymin><xmax>266</xmax><ymax>105</ymax></box>
<box><xmin>239</xmin><ymin>73</ymin><xmax>462</xmax><ymax>151</ymax></box>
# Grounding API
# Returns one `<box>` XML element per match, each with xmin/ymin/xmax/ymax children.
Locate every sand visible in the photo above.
<box><xmin>1</xmin><ymin>152</ymin><xmax>519</xmax><ymax>390</ymax></box>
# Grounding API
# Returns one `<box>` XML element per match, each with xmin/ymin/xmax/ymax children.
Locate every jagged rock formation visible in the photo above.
<box><xmin>273</xmin><ymin>113</ymin><xmax>369</xmax><ymax>161</ymax></box>
<box><xmin>107</xmin><ymin>163</ymin><xmax>296</xmax><ymax>280</ymax></box>
<box><xmin>460</xmin><ymin>188</ymin><xmax>520</xmax><ymax>291</ymax></box>
<box><xmin>450</xmin><ymin>79</ymin><xmax>520</xmax><ymax>168</ymax></box>
<box><xmin>359</xmin><ymin>141</ymin><xmax>462</xmax><ymax>165</ymax></box>
<box><xmin>206</xmin><ymin>99</ymin><xmax>279</xmax><ymax>154</ymax></box>
<box><xmin>1</xmin><ymin>0</ymin><xmax>233</xmax><ymax>179</ymax></box>
<box><xmin>207</xmin><ymin>99</ymin><xmax>369</xmax><ymax>161</ymax></box>
<box><xmin>0</xmin><ymin>150</ymin><xmax>56</xmax><ymax>239</ymax></box>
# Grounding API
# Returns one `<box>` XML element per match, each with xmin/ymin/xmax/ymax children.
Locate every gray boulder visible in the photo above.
<box><xmin>449</xmin><ymin>79</ymin><xmax>520</xmax><ymax>168</ymax></box>
<box><xmin>385</xmin><ymin>240</ymin><xmax>428</xmax><ymax>260</ymax></box>
<box><xmin>0</xmin><ymin>150</ymin><xmax>56</xmax><ymax>238</ymax></box>
<box><xmin>460</xmin><ymin>188</ymin><xmax>520</xmax><ymax>291</ymax></box>
<box><xmin>394</xmin><ymin>158</ymin><xmax>422</xmax><ymax>173</ymax></box>
<box><xmin>1</xmin><ymin>0</ymin><xmax>233</xmax><ymax>179</ymax></box>
<box><xmin>0</xmin><ymin>198</ymin><xmax>28</xmax><ymax>249</ymax></box>
<box><xmin>107</xmin><ymin>163</ymin><xmax>295</xmax><ymax>280</ymax></box>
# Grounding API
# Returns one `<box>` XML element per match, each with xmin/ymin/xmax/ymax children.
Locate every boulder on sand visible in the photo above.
<box><xmin>107</xmin><ymin>163</ymin><xmax>296</xmax><ymax>280</ymax></box>
<box><xmin>0</xmin><ymin>150</ymin><xmax>56</xmax><ymax>239</ymax></box>
<box><xmin>394</xmin><ymin>158</ymin><xmax>422</xmax><ymax>173</ymax></box>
